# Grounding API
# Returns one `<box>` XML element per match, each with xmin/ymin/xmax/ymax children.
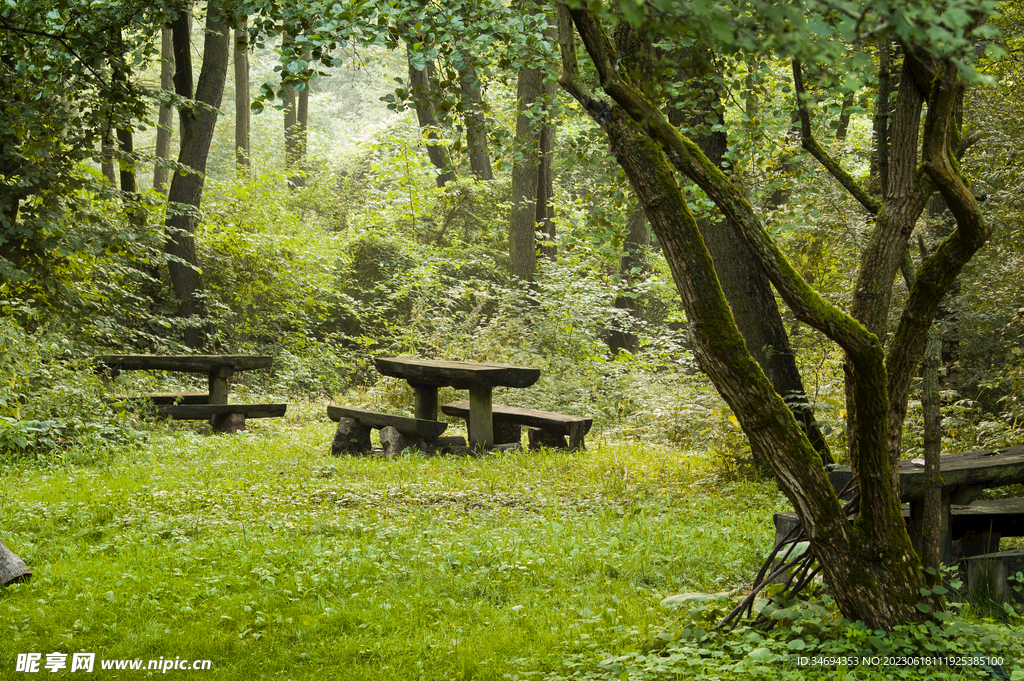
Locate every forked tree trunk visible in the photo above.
<box><xmin>1</xmin><ymin>537</ymin><xmax>30</xmax><ymax>586</ymax></box>
<box><xmin>166</xmin><ymin>1</ymin><xmax>229</xmax><ymax>349</ymax></box>
<box><xmin>559</xmin><ymin>7</ymin><xmax>986</xmax><ymax>629</ymax></box>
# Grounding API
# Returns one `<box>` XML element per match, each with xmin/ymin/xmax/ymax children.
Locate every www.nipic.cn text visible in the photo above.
<box><xmin>15</xmin><ymin>653</ymin><xmax>213</xmax><ymax>673</ymax></box>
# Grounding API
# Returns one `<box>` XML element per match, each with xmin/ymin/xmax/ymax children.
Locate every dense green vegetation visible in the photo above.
<box><xmin>4</xmin><ymin>0</ymin><xmax>1024</xmax><ymax>676</ymax></box>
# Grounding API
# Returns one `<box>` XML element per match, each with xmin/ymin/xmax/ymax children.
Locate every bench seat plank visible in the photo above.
<box><xmin>327</xmin><ymin>406</ymin><xmax>447</xmax><ymax>441</ymax></box>
<box><xmin>155</xmin><ymin>404</ymin><xmax>287</xmax><ymax>420</ymax></box>
<box><xmin>440</xmin><ymin>400</ymin><xmax>592</xmax><ymax>435</ymax></box>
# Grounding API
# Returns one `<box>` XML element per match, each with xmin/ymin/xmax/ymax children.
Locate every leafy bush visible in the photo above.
<box><xmin>0</xmin><ymin>319</ymin><xmax>138</xmax><ymax>462</ymax></box>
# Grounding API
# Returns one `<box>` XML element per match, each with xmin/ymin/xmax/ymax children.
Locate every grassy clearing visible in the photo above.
<box><xmin>0</xmin><ymin>405</ymin><xmax>787</xmax><ymax>680</ymax></box>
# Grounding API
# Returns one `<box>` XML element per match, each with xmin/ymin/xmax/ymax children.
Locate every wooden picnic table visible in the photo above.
<box><xmin>373</xmin><ymin>357</ymin><xmax>540</xmax><ymax>449</ymax></box>
<box><xmin>95</xmin><ymin>354</ymin><xmax>284</xmax><ymax>431</ymax></box>
<box><xmin>829</xmin><ymin>445</ymin><xmax>1024</xmax><ymax>563</ymax></box>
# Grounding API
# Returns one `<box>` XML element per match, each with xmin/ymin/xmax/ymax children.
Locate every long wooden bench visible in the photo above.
<box><xmin>774</xmin><ymin>497</ymin><xmax>1024</xmax><ymax>558</ymax></box>
<box><xmin>440</xmin><ymin>400</ymin><xmax>592</xmax><ymax>450</ymax></box>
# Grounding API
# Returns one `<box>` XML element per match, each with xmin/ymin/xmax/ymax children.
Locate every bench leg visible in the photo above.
<box><xmin>211</xmin><ymin>412</ymin><xmax>246</xmax><ymax>433</ymax></box>
<box><xmin>568</xmin><ymin>422</ymin><xmax>586</xmax><ymax>451</ymax></box>
<box><xmin>468</xmin><ymin>385</ymin><xmax>493</xmax><ymax>449</ymax></box>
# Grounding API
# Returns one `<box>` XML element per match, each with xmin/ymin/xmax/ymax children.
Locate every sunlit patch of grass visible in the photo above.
<box><xmin>0</xmin><ymin>411</ymin><xmax>788</xmax><ymax>680</ymax></box>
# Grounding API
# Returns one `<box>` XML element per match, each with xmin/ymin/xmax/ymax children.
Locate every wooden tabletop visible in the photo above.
<box><xmin>829</xmin><ymin>445</ymin><xmax>1024</xmax><ymax>500</ymax></box>
<box><xmin>373</xmin><ymin>357</ymin><xmax>540</xmax><ymax>390</ymax></box>
<box><xmin>96</xmin><ymin>355</ymin><xmax>273</xmax><ymax>373</ymax></box>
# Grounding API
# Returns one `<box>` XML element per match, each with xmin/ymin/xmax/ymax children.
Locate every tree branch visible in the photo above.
<box><xmin>793</xmin><ymin>60</ymin><xmax>880</xmax><ymax>215</ymax></box>
<box><xmin>566</xmin><ymin>7</ymin><xmax>879</xmax><ymax>364</ymax></box>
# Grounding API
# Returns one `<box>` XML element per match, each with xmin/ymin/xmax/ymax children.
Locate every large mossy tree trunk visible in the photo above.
<box><xmin>558</xmin><ymin>6</ymin><xmax>988</xmax><ymax>629</ymax></box>
<box><xmin>166</xmin><ymin>1</ymin><xmax>229</xmax><ymax>350</ymax></box>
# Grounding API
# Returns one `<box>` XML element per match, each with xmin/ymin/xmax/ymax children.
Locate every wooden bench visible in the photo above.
<box><xmin>96</xmin><ymin>354</ymin><xmax>283</xmax><ymax>433</ymax></box>
<box><xmin>774</xmin><ymin>497</ymin><xmax>1024</xmax><ymax>558</ymax></box>
<box><xmin>440</xmin><ymin>400</ymin><xmax>592</xmax><ymax>450</ymax></box>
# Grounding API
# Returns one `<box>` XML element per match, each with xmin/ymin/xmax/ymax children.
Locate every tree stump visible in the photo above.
<box><xmin>331</xmin><ymin>417</ymin><xmax>372</xmax><ymax>456</ymax></box>
<box><xmin>1</xmin><ymin>538</ymin><xmax>30</xmax><ymax>586</ymax></box>
<box><xmin>528</xmin><ymin>427</ymin><xmax>567</xmax><ymax>450</ymax></box>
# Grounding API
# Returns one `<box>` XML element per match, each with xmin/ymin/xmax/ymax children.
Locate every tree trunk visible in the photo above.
<box><xmin>458</xmin><ymin>52</ymin><xmax>493</xmax><ymax>181</ymax></box>
<box><xmin>669</xmin><ymin>45</ymin><xmax>831</xmax><ymax>465</ymax></box>
<box><xmin>1</xmin><ymin>537</ymin><xmax>30</xmax><ymax>586</ymax></box>
<box><xmin>234</xmin><ymin>21</ymin><xmax>250</xmax><ymax>170</ymax></box>
<box><xmin>536</xmin><ymin>73</ymin><xmax>557</xmax><ymax>261</ymax></box>
<box><xmin>101</xmin><ymin>128</ymin><xmax>116</xmax><ymax>186</ymax></box>
<box><xmin>607</xmin><ymin>206</ymin><xmax>651</xmax><ymax>355</ymax></box>
<box><xmin>116</xmin><ymin>127</ymin><xmax>136</xmax><ymax>193</ymax></box>
<box><xmin>509</xmin><ymin>64</ymin><xmax>542</xmax><ymax>281</ymax></box>
<box><xmin>165</xmin><ymin>1</ymin><xmax>229</xmax><ymax>349</ymax></box>
<box><xmin>154</xmin><ymin>26</ymin><xmax>175</xmax><ymax>195</ymax></box>
<box><xmin>558</xmin><ymin>6</ymin><xmax>991</xmax><ymax>629</ymax></box>
<box><xmin>408</xmin><ymin>46</ymin><xmax>453</xmax><ymax>187</ymax></box>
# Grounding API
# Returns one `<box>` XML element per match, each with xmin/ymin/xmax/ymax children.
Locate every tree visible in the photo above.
<box><xmin>235</xmin><ymin>19</ymin><xmax>251</xmax><ymax>170</ymax></box>
<box><xmin>407</xmin><ymin>44</ymin><xmax>455</xmax><ymax>187</ymax></box>
<box><xmin>165</xmin><ymin>1</ymin><xmax>230</xmax><ymax>349</ymax></box>
<box><xmin>556</xmin><ymin>1</ymin><xmax>993</xmax><ymax>629</ymax></box>
<box><xmin>509</xmin><ymin>3</ymin><xmax>558</xmax><ymax>281</ymax></box>
<box><xmin>154</xmin><ymin>26</ymin><xmax>176</xmax><ymax>195</ymax></box>
<box><xmin>1</xmin><ymin>0</ymin><xmax>158</xmax><ymax>300</ymax></box>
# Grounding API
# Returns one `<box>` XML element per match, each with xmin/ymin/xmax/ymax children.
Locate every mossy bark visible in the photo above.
<box><xmin>554</xmin><ymin>5</ymin><xmax>993</xmax><ymax>629</ymax></box>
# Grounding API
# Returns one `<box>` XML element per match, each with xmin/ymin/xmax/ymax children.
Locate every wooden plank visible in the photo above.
<box><xmin>441</xmin><ymin>400</ymin><xmax>593</xmax><ymax>437</ymax></box>
<box><xmin>828</xmin><ymin>446</ymin><xmax>1024</xmax><ymax>501</ymax></box>
<box><xmin>326</xmin><ymin>406</ymin><xmax>447</xmax><ymax>440</ymax></box>
<box><xmin>155</xmin><ymin>404</ymin><xmax>286</xmax><ymax>420</ymax></box>
<box><xmin>141</xmin><ymin>392</ymin><xmax>210</xmax><ymax>405</ymax></box>
<box><xmin>96</xmin><ymin>354</ymin><xmax>273</xmax><ymax>373</ymax></box>
<box><xmin>374</xmin><ymin>357</ymin><xmax>540</xmax><ymax>389</ymax></box>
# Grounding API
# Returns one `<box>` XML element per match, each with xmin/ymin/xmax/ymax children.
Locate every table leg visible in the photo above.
<box><xmin>208</xmin><ymin>366</ymin><xmax>233</xmax><ymax>405</ymax></box>
<box><xmin>468</xmin><ymin>385</ymin><xmax>493</xmax><ymax>449</ymax></box>
<box><xmin>412</xmin><ymin>385</ymin><xmax>439</xmax><ymax>420</ymax></box>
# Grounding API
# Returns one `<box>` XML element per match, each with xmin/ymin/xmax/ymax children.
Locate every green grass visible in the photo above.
<box><xmin>0</xmin><ymin>406</ymin><xmax>788</xmax><ymax>680</ymax></box>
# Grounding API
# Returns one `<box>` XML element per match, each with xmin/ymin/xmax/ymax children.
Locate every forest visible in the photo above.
<box><xmin>3</xmin><ymin>0</ymin><xmax>1024</xmax><ymax>678</ymax></box>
